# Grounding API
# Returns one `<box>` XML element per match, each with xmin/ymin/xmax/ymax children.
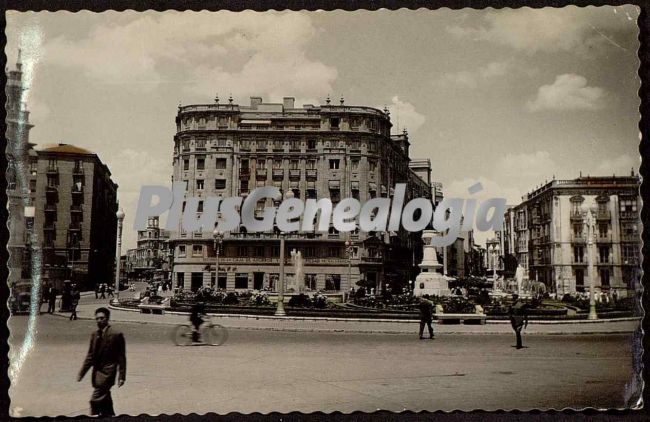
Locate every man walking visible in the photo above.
<box><xmin>78</xmin><ymin>307</ymin><xmax>126</xmax><ymax>416</ymax></box>
<box><xmin>418</xmin><ymin>295</ymin><xmax>435</xmax><ymax>339</ymax></box>
<box><xmin>509</xmin><ymin>294</ymin><xmax>529</xmax><ymax>349</ymax></box>
<box><xmin>70</xmin><ymin>285</ymin><xmax>81</xmax><ymax>320</ymax></box>
<box><xmin>47</xmin><ymin>285</ymin><xmax>57</xmax><ymax>314</ymax></box>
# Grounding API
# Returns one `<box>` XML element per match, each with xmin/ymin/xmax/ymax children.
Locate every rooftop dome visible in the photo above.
<box><xmin>39</xmin><ymin>143</ymin><xmax>94</xmax><ymax>155</ymax></box>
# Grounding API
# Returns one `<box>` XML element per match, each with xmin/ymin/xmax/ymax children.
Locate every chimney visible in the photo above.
<box><xmin>283</xmin><ymin>97</ymin><xmax>295</xmax><ymax>109</ymax></box>
<box><xmin>250</xmin><ymin>97</ymin><xmax>262</xmax><ymax>109</ymax></box>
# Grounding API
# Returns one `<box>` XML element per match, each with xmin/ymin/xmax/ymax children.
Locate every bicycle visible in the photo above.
<box><xmin>172</xmin><ymin>317</ymin><xmax>229</xmax><ymax>346</ymax></box>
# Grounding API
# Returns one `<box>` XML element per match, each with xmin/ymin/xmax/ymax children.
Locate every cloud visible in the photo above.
<box><xmin>496</xmin><ymin>151</ymin><xmax>558</xmax><ymax>188</ymax></box>
<box><xmin>40</xmin><ymin>11</ymin><xmax>337</xmax><ymax>101</ymax></box>
<box><xmin>594</xmin><ymin>153</ymin><xmax>640</xmax><ymax>176</ymax></box>
<box><xmin>382</xmin><ymin>96</ymin><xmax>426</xmax><ymax>133</ymax></box>
<box><xmin>526</xmin><ymin>74</ymin><xmax>606</xmax><ymax>112</ymax></box>
<box><xmin>434</xmin><ymin>60</ymin><xmax>512</xmax><ymax>89</ymax></box>
<box><xmin>446</xmin><ymin>7</ymin><xmax>638</xmax><ymax>56</ymax></box>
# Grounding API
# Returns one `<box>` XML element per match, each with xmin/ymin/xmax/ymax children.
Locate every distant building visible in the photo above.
<box><xmin>6</xmin><ymin>51</ymin><xmax>36</xmax><ymax>292</ymax></box>
<box><xmin>127</xmin><ymin>216</ymin><xmax>171</xmax><ymax>282</ymax></box>
<box><xmin>32</xmin><ymin>144</ymin><xmax>119</xmax><ymax>290</ymax></box>
<box><xmin>169</xmin><ymin>96</ymin><xmax>433</xmax><ymax>293</ymax></box>
<box><xmin>502</xmin><ymin>174</ymin><xmax>641</xmax><ymax>296</ymax></box>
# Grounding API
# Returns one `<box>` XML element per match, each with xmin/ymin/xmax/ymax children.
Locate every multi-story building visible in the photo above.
<box><xmin>6</xmin><ymin>51</ymin><xmax>36</xmax><ymax>291</ymax></box>
<box><xmin>126</xmin><ymin>216</ymin><xmax>171</xmax><ymax>281</ymax></box>
<box><xmin>32</xmin><ymin>144</ymin><xmax>119</xmax><ymax>290</ymax></box>
<box><xmin>169</xmin><ymin>96</ymin><xmax>433</xmax><ymax>293</ymax></box>
<box><xmin>503</xmin><ymin>174</ymin><xmax>641</xmax><ymax>296</ymax></box>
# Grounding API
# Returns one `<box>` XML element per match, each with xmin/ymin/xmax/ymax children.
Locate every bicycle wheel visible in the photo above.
<box><xmin>172</xmin><ymin>325</ymin><xmax>192</xmax><ymax>346</ymax></box>
<box><xmin>203</xmin><ymin>324</ymin><xmax>228</xmax><ymax>346</ymax></box>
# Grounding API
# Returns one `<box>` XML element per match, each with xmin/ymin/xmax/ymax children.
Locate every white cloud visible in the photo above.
<box><xmin>40</xmin><ymin>11</ymin><xmax>337</xmax><ymax>101</ymax></box>
<box><xmin>383</xmin><ymin>96</ymin><xmax>426</xmax><ymax>133</ymax></box>
<box><xmin>434</xmin><ymin>60</ymin><xmax>514</xmax><ymax>89</ymax></box>
<box><xmin>446</xmin><ymin>7</ymin><xmax>638</xmax><ymax>56</ymax></box>
<box><xmin>526</xmin><ymin>74</ymin><xmax>606</xmax><ymax>112</ymax></box>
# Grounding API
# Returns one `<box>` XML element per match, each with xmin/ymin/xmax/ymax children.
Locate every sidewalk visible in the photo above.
<box><xmin>56</xmin><ymin>301</ymin><xmax>642</xmax><ymax>335</ymax></box>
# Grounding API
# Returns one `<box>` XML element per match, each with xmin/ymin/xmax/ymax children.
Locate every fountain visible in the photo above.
<box><xmin>515</xmin><ymin>265</ymin><xmax>524</xmax><ymax>296</ymax></box>
<box><xmin>290</xmin><ymin>249</ymin><xmax>305</xmax><ymax>293</ymax></box>
<box><xmin>413</xmin><ymin>230</ymin><xmax>451</xmax><ymax>297</ymax></box>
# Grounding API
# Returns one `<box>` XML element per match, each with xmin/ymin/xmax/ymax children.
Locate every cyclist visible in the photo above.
<box><xmin>189</xmin><ymin>302</ymin><xmax>207</xmax><ymax>343</ymax></box>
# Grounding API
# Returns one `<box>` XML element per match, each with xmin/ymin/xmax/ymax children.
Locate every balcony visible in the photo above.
<box><xmin>596</xmin><ymin>234</ymin><xmax>612</xmax><ymax>243</ymax></box>
<box><xmin>69</xmin><ymin>222</ymin><xmax>82</xmax><ymax>231</ymax></box>
<box><xmin>45</xmin><ymin>204</ymin><xmax>57</xmax><ymax>212</ymax></box>
<box><xmin>596</xmin><ymin>210</ymin><xmax>611</xmax><ymax>220</ymax></box>
<box><xmin>620</xmin><ymin>234</ymin><xmax>639</xmax><ymax>242</ymax></box>
<box><xmin>620</xmin><ymin>211</ymin><xmax>637</xmax><ymax>220</ymax></box>
<box><xmin>306</xmin><ymin>169</ymin><xmax>318</xmax><ymax>180</ymax></box>
<box><xmin>289</xmin><ymin>169</ymin><xmax>301</xmax><ymax>180</ymax></box>
<box><xmin>572</xmin><ymin>259</ymin><xmax>587</xmax><ymax>265</ymax></box>
<box><xmin>238</xmin><ymin>189</ymin><xmax>249</xmax><ymax>197</ymax></box>
<box><xmin>531</xmin><ymin>215</ymin><xmax>541</xmax><ymax>225</ymax></box>
<box><xmin>43</xmin><ymin>223</ymin><xmax>55</xmax><ymax>231</ymax></box>
<box><xmin>272</xmin><ymin>169</ymin><xmax>284</xmax><ymax>180</ymax></box>
<box><xmin>255</xmin><ymin>170</ymin><xmax>268</xmax><ymax>181</ymax></box>
<box><xmin>46</xmin><ymin>166</ymin><xmax>58</xmax><ymax>175</ymax></box>
<box><xmin>73</xmin><ymin>166</ymin><xmax>84</xmax><ymax>175</ymax></box>
<box><xmin>70</xmin><ymin>204</ymin><xmax>83</xmax><ymax>212</ymax></box>
<box><xmin>239</xmin><ymin>168</ymin><xmax>250</xmax><ymax>179</ymax></box>
<box><xmin>72</xmin><ymin>186</ymin><xmax>84</xmax><ymax>194</ymax></box>
<box><xmin>570</xmin><ymin>211</ymin><xmax>583</xmax><ymax>221</ymax></box>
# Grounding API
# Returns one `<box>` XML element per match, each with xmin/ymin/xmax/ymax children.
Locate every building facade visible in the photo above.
<box><xmin>503</xmin><ymin>174</ymin><xmax>642</xmax><ymax>296</ymax></box>
<box><xmin>169</xmin><ymin>96</ymin><xmax>433</xmax><ymax>293</ymax></box>
<box><xmin>32</xmin><ymin>144</ymin><xmax>119</xmax><ymax>290</ymax></box>
<box><xmin>6</xmin><ymin>52</ymin><xmax>36</xmax><ymax>291</ymax></box>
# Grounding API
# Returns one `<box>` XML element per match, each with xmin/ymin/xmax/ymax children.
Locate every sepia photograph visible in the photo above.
<box><xmin>5</xmin><ymin>6</ymin><xmax>644</xmax><ymax>416</ymax></box>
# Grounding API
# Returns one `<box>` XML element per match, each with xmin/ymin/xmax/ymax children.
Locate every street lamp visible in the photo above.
<box><xmin>213</xmin><ymin>228</ymin><xmax>223</xmax><ymax>289</ymax></box>
<box><xmin>581</xmin><ymin>202</ymin><xmax>598</xmax><ymax>320</ymax></box>
<box><xmin>112</xmin><ymin>207</ymin><xmax>125</xmax><ymax>305</ymax></box>
<box><xmin>489</xmin><ymin>243</ymin><xmax>500</xmax><ymax>280</ymax></box>
<box><xmin>345</xmin><ymin>239</ymin><xmax>354</xmax><ymax>298</ymax></box>
<box><xmin>275</xmin><ymin>190</ymin><xmax>294</xmax><ymax>316</ymax></box>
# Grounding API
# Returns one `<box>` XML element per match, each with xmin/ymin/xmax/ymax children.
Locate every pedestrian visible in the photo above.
<box><xmin>95</xmin><ymin>284</ymin><xmax>99</xmax><ymax>299</ymax></box>
<box><xmin>40</xmin><ymin>283</ymin><xmax>49</xmax><ymax>315</ymax></box>
<box><xmin>77</xmin><ymin>307</ymin><xmax>126</xmax><ymax>417</ymax></box>
<box><xmin>70</xmin><ymin>285</ymin><xmax>81</xmax><ymax>320</ymax></box>
<box><xmin>100</xmin><ymin>284</ymin><xmax>106</xmax><ymax>299</ymax></box>
<box><xmin>509</xmin><ymin>294</ymin><xmax>529</xmax><ymax>349</ymax></box>
<box><xmin>47</xmin><ymin>285</ymin><xmax>57</xmax><ymax>314</ymax></box>
<box><xmin>107</xmin><ymin>285</ymin><xmax>114</xmax><ymax>298</ymax></box>
<box><xmin>418</xmin><ymin>295</ymin><xmax>435</xmax><ymax>339</ymax></box>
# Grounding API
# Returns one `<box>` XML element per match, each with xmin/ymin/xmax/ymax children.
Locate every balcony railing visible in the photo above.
<box><xmin>45</xmin><ymin>204</ymin><xmax>57</xmax><ymax>212</ymax></box>
<box><xmin>571</xmin><ymin>234</ymin><xmax>586</xmax><ymax>243</ymax></box>
<box><xmin>596</xmin><ymin>234</ymin><xmax>612</xmax><ymax>243</ymax></box>
<box><xmin>620</xmin><ymin>211</ymin><xmax>638</xmax><ymax>219</ymax></box>
<box><xmin>620</xmin><ymin>234</ymin><xmax>639</xmax><ymax>242</ymax></box>
<box><xmin>46</xmin><ymin>166</ymin><xmax>58</xmax><ymax>174</ymax></box>
<box><xmin>239</xmin><ymin>168</ymin><xmax>250</xmax><ymax>178</ymax></box>
<box><xmin>69</xmin><ymin>222</ymin><xmax>82</xmax><ymax>230</ymax></box>
<box><xmin>596</xmin><ymin>210</ymin><xmax>611</xmax><ymax>220</ymax></box>
<box><xmin>73</xmin><ymin>166</ymin><xmax>84</xmax><ymax>175</ymax></box>
<box><xmin>70</xmin><ymin>204</ymin><xmax>83</xmax><ymax>212</ymax></box>
<box><xmin>255</xmin><ymin>170</ymin><xmax>267</xmax><ymax>181</ymax></box>
<box><xmin>72</xmin><ymin>186</ymin><xmax>84</xmax><ymax>194</ymax></box>
<box><xmin>306</xmin><ymin>169</ymin><xmax>317</xmax><ymax>179</ymax></box>
<box><xmin>272</xmin><ymin>169</ymin><xmax>284</xmax><ymax>179</ymax></box>
<box><xmin>570</xmin><ymin>211</ymin><xmax>583</xmax><ymax>220</ymax></box>
<box><xmin>289</xmin><ymin>169</ymin><xmax>301</xmax><ymax>180</ymax></box>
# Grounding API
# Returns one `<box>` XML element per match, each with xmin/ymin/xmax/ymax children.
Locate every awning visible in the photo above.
<box><xmin>256</xmin><ymin>180</ymin><xmax>266</xmax><ymax>187</ymax></box>
<box><xmin>351</xmin><ymin>181</ymin><xmax>359</xmax><ymax>190</ymax></box>
<box><xmin>329</xmin><ymin>180</ymin><xmax>340</xmax><ymax>189</ymax></box>
<box><xmin>381</xmin><ymin>185</ymin><xmax>387</xmax><ymax>194</ymax></box>
<box><xmin>290</xmin><ymin>181</ymin><xmax>299</xmax><ymax>189</ymax></box>
<box><xmin>273</xmin><ymin>181</ymin><xmax>282</xmax><ymax>188</ymax></box>
<box><xmin>307</xmin><ymin>181</ymin><xmax>316</xmax><ymax>190</ymax></box>
<box><xmin>368</xmin><ymin>182</ymin><xmax>377</xmax><ymax>191</ymax></box>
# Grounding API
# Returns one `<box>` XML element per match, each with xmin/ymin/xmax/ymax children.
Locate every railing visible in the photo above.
<box><xmin>571</xmin><ymin>234</ymin><xmax>586</xmax><ymax>243</ymax></box>
<box><xmin>620</xmin><ymin>234</ymin><xmax>639</xmax><ymax>242</ymax></box>
<box><xmin>45</xmin><ymin>204</ymin><xmax>57</xmax><ymax>212</ymax></box>
<box><xmin>289</xmin><ymin>169</ymin><xmax>301</xmax><ymax>179</ymax></box>
<box><xmin>596</xmin><ymin>210</ymin><xmax>611</xmax><ymax>220</ymax></box>
<box><xmin>46</xmin><ymin>166</ymin><xmax>58</xmax><ymax>174</ymax></box>
<box><xmin>306</xmin><ymin>169</ymin><xmax>317</xmax><ymax>179</ymax></box>
<box><xmin>620</xmin><ymin>211</ymin><xmax>638</xmax><ymax>219</ymax></box>
<box><xmin>596</xmin><ymin>234</ymin><xmax>612</xmax><ymax>243</ymax></box>
<box><xmin>255</xmin><ymin>171</ymin><xmax>267</xmax><ymax>180</ymax></box>
<box><xmin>70</xmin><ymin>204</ymin><xmax>83</xmax><ymax>212</ymax></box>
<box><xmin>570</xmin><ymin>211</ymin><xmax>583</xmax><ymax>220</ymax></box>
<box><xmin>239</xmin><ymin>168</ymin><xmax>250</xmax><ymax>178</ymax></box>
<box><xmin>360</xmin><ymin>256</ymin><xmax>383</xmax><ymax>263</ymax></box>
<box><xmin>73</xmin><ymin>166</ymin><xmax>84</xmax><ymax>175</ymax></box>
<box><xmin>272</xmin><ymin>169</ymin><xmax>284</xmax><ymax>179</ymax></box>
<box><xmin>69</xmin><ymin>223</ymin><xmax>82</xmax><ymax>230</ymax></box>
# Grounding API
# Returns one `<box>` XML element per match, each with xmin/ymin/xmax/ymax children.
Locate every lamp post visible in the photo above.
<box><xmin>345</xmin><ymin>239</ymin><xmax>353</xmax><ymax>295</ymax></box>
<box><xmin>581</xmin><ymin>202</ymin><xmax>598</xmax><ymax>320</ymax></box>
<box><xmin>112</xmin><ymin>208</ymin><xmax>125</xmax><ymax>305</ymax></box>
<box><xmin>213</xmin><ymin>228</ymin><xmax>223</xmax><ymax>289</ymax></box>
<box><xmin>275</xmin><ymin>191</ymin><xmax>293</xmax><ymax>316</ymax></box>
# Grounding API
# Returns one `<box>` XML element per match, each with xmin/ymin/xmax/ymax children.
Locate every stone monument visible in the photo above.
<box><xmin>413</xmin><ymin>230</ymin><xmax>451</xmax><ymax>297</ymax></box>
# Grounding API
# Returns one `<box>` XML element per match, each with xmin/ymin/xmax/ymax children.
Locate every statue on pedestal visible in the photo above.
<box><xmin>413</xmin><ymin>230</ymin><xmax>451</xmax><ymax>297</ymax></box>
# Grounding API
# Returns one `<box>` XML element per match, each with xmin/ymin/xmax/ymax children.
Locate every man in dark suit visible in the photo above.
<box><xmin>47</xmin><ymin>285</ymin><xmax>57</xmax><ymax>314</ymax></box>
<box><xmin>509</xmin><ymin>295</ymin><xmax>529</xmax><ymax>349</ymax></box>
<box><xmin>78</xmin><ymin>307</ymin><xmax>126</xmax><ymax>416</ymax></box>
<box><xmin>418</xmin><ymin>295</ymin><xmax>435</xmax><ymax>339</ymax></box>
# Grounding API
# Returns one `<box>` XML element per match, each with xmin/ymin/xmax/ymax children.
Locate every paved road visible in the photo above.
<box><xmin>8</xmin><ymin>314</ymin><xmax>641</xmax><ymax>416</ymax></box>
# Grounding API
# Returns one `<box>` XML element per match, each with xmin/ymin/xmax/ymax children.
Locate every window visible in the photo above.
<box><xmin>307</xmin><ymin>139</ymin><xmax>316</xmax><ymax>149</ymax></box>
<box><xmin>599</xmin><ymin>246</ymin><xmax>610</xmax><ymax>263</ymax></box>
<box><xmin>575</xmin><ymin>269</ymin><xmax>584</xmax><ymax>287</ymax></box>
<box><xmin>48</xmin><ymin>159</ymin><xmax>57</xmax><ymax>170</ymax></box>
<box><xmin>328</xmin><ymin>247</ymin><xmax>340</xmax><ymax>258</ymax></box>
<box><xmin>351</xmin><ymin>159</ymin><xmax>359</xmax><ymax>170</ymax></box>
<box><xmin>192</xmin><ymin>245</ymin><xmax>203</xmax><ymax>257</ymax></box>
<box><xmin>598</xmin><ymin>223</ymin><xmax>608</xmax><ymax>238</ymax></box>
<box><xmin>330</xmin><ymin>118</ymin><xmax>340</xmax><ymax>129</ymax></box>
<box><xmin>307</xmin><ymin>160</ymin><xmax>316</xmax><ymax>169</ymax></box>
<box><xmin>257</xmin><ymin>140</ymin><xmax>267</xmax><ymax>150</ymax></box>
<box><xmin>305</xmin><ymin>274</ymin><xmax>317</xmax><ymax>290</ymax></box>
<box><xmin>217</xmin><ymin>138</ymin><xmax>227</xmax><ymax>147</ymax></box>
<box><xmin>255</xmin><ymin>246</ymin><xmax>265</xmax><ymax>257</ymax></box>
<box><xmin>215</xmin><ymin>179</ymin><xmax>226</xmax><ymax>190</ymax></box>
<box><xmin>572</xmin><ymin>223</ymin><xmax>583</xmax><ymax>237</ymax></box>
<box><xmin>47</xmin><ymin>175</ymin><xmax>58</xmax><ymax>187</ymax></box>
<box><xmin>368</xmin><ymin>160</ymin><xmax>377</xmax><ymax>172</ymax></box>
<box><xmin>573</xmin><ymin>246</ymin><xmax>584</xmax><ymax>263</ymax></box>
<box><xmin>622</xmin><ymin>245</ymin><xmax>639</xmax><ymax>263</ymax></box>
<box><xmin>329</xmin><ymin>159</ymin><xmax>340</xmax><ymax>169</ymax></box>
<box><xmin>178</xmin><ymin>245</ymin><xmax>186</xmax><ymax>257</ymax></box>
<box><xmin>290</xmin><ymin>160</ymin><xmax>299</xmax><ymax>170</ymax></box>
<box><xmin>273</xmin><ymin>159</ymin><xmax>283</xmax><ymax>169</ymax></box>
<box><xmin>325</xmin><ymin>275</ymin><xmax>341</xmax><ymax>291</ymax></box>
<box><xmin>600</xmin><ymin>268</ymin><xmax>610</xmax><ymax>287</ymax></box>
<box><xmin>330</xmin><ymin>189</ymin><xmax>341</xmax><ymax>204</ymax></box>
<box><xmin>183</xmin><ymin>159</ymin><xmax>189</xmax><ymax>171</ymax></box>
<box><xmin>256</xmin><ymin>159</ymin><xmax>266</xmax><ymax>170</ymax></box>
<box><xmin>197</xmin><ymin>201</ymin><xmax>204</xmax><ymax>213</ymax></box>
<box><xmin>182</xmin><ymin>140</ymin><xmax>190</xmax><ymax>151</ymax></box>
<box><xmin>216</xmin><ymin>158</ymin><xmax>227</xmax><ymax>169</ymax></box>
<box><xmin>240</xmin><ymin>140</ymin><xmax>250</xmax><ymax>150</ymax></box>
<box><xmin>235</xmin><ymin>273</ymin><xmax>248</xmax><ymax>289</ymax></box>
<box><xmin>196</xmin><ymin>180</ymin><xmax>204</xmax><ymax>190</ymax></box>
<box><xmin>196</xmin><ymin>138</ymin><xmax>206</xmax><ymax>150</ymax></box>
<box><xmin>196</xmin><ymin>156</ymin><xmax>205</xmax><ymax>170</ymax></box>
<box><xmin>177</xmin><ymin>273</ymin><xmax>185</xmax><ymax>289</ymax></box>
<box><xmin>29</xmin><ymin>180</ymin><xmax>36</xmax><ymax>193</ymax></box>
<box><xmin>368</xmin><ymin>141</ymin><xmax>376</xmax><ymax>152</ymax></box>
<box><xmin>304</xmin><ymin>247</ymin><xmax>317</xmax><ymax>258</ymax></box>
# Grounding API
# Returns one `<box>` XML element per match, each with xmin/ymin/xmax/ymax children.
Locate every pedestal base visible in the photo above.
<box><xmin>413</xmin><ymin>272</ymin><xmax>451</xmax><ymax>297</ymax></box>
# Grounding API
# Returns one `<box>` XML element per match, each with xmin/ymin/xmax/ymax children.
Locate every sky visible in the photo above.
<box><xmin>6</xmin><ymin>7</ymin><xmax>642</xmax><ymax>250</ymax></box>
